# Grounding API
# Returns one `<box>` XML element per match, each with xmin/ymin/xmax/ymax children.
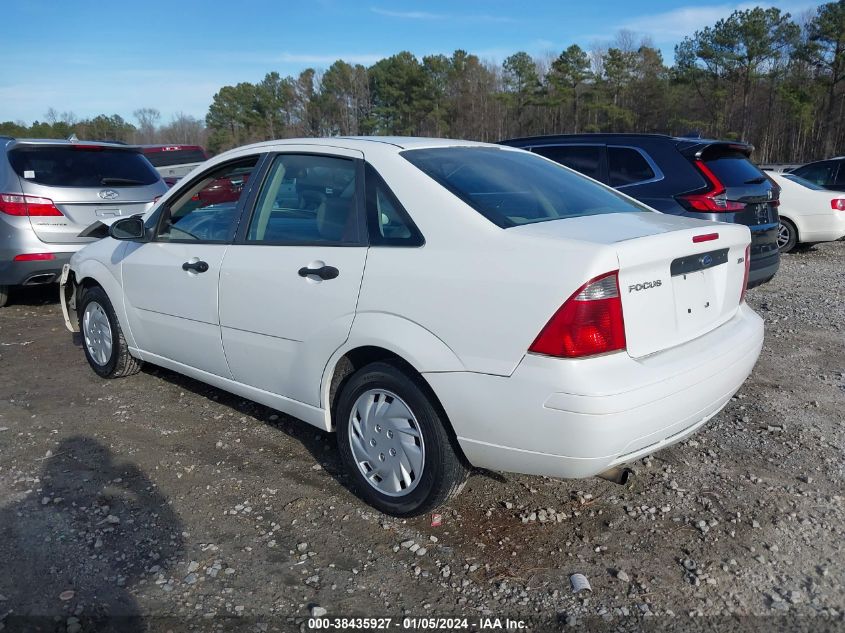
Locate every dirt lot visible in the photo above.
<box><xmin>0</xmin><ymin>243</ymin><xmax>843</xmax><ymax>633</ymax></box>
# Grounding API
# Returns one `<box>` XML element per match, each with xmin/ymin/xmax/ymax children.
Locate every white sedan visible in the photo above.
<box><xmin>60</xmin><ymin>137</ymin><xmax>764</xmax><ymax>516</ymax></box>
<box><xmin>770</xmin><ymin>171</ymin><xmax>845</xmax><ymax>252</ymax></box>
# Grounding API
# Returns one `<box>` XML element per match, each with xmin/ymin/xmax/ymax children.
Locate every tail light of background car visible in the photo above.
<box><xmin>740</xmin><ymin>245</ymin><xmax>751</xmax><ymax>303</ymax></box>
<box><xmin>529</xmin><ymin>271</ymin><xmax>626</xmax><ymax>358</ymax></box>
<box><xmin>0</xmin><ymin>194</ymin><xmax>63</xmax><ymax>216</ymax></box>
<box><xmin>831</xmin><ymin>199</ymin><xmax>845</xmax><ymax>211</ymax></box>
<box><xmin>679</xmin><ymin>161</ymin><xmax>746</xmax><ymax>212</ymax></box>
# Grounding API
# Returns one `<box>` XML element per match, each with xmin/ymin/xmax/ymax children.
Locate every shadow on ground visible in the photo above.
<box><xmin>0</xmin><ymin>436</ymin><xmax>184</xmax><ymax>632</ymax></box>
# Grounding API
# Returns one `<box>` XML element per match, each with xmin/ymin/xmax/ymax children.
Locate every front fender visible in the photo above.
<box><xmin>72</xmin><ymin>256</ymin><xmax>136</xmax><ymax>349</ymax></box>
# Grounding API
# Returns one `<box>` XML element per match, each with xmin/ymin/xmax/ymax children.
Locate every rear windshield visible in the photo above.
<box><xmin>702</xmin><ymin>151</ymin><xmax>766</xmax><ymax>187</ymax></box>
<box><xmin>782</xmin><ymin>174</ymin><xmax>827</xmax><ymax>191</ymax></box>
<box><xmin>143</xmin><ymin>148</ymin><xmax>208</xmax><ymax>167</ymax></box>
<box><xmin>402</xmin><ymin>147</ymin><xmax>647</xmax><ymax>228</ymax></box>
<box><xmin>9</xmin><ymin>146</ymin><xmax>160</xmax><ymax>187</ymax></box>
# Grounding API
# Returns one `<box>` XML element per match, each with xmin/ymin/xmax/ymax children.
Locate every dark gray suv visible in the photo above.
<box><xmin>0</xmin><ymin>138</ymin><xmax>168</xmax><ymax>306</ymax></box>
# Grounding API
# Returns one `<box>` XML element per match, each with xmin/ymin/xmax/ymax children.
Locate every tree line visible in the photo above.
<box><xmin>2</xmin><ymin>2</ymin><xmax>842</xmax><ymax>164</ymax></box>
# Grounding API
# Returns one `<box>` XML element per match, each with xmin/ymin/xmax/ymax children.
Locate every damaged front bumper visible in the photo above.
<box><xmin>59</xmin><ymin>264</ymin><xmax>79</xmax><ymax>333</ymax></box>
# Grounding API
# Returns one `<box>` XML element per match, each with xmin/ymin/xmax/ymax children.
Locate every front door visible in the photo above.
<box><xmin>218</xmin><ymin>149</ymin><xmax>368</xmax><ymax>406</ymax></box>
<box><xmin>121</xmin><ymin>156</ymin><xmax>260</xmax><ymax>377</ymax></box>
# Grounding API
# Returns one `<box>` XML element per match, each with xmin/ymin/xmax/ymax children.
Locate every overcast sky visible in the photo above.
<box><xmin>0</xmin><ymin>0</ymin><xmax>819</xmax><ymax>126</ymax></box>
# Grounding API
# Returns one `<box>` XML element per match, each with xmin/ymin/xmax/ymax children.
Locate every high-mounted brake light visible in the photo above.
<box><xmin>680</xmin><ymin>161</ymin><xmax>746</xmax><ymax>212</ymax></box>
<box><xmin>832</xmin><ymin>199</ymin><xmax>845</xmax><ymax>211</ymax></box>
<box><xmin>13</xmin><ymin>253</ymin><xmax>55</xmax><ymax>262</ymax></box>
<box><xmin>529</xmin><ymin>271</ymin><xmax>626</xmax><ymax>358</ymax></box>
<box><xmin>740</xmin><ymin>245</ymin><xmax>751</xmax><ymax>303</ymax></box>
<box><xmin>693</xmin><ymin>233</ymin><xmax>719</xmax><ymax>243</ymax></box>
<box><xmin>0</xmin><ymin>193</ymin><xmax>63</xmax><ymax>216</ymax></box>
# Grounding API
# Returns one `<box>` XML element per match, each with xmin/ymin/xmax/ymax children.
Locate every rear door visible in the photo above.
<box><xmin>218</xmin><ymin>148</ymin><xmax>368</xmax><ymax>406</ymax></box>
<box><xmin>8</xmin><ymin>144</ymin><xmax>167</xmax><ymax>243</ymax></box>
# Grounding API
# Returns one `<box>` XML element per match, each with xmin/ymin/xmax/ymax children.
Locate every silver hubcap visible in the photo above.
<box><xmin>777</xmin><ymin>223</ymin><xmax>790</xmax><ymax>248</ymax></box>
<box><xmin>82</xmin><ymin>302</ymin><xmax>113</xmax><ymax>366</ymax></box>
<box><xmin>348</xmin><ymin>389</ymin><xmax>425</xmax><ymax>497</ymax></box>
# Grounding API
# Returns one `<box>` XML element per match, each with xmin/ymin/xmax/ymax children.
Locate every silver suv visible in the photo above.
<box><xmin>0</xmin><ymin>138</ymin><xmax>168</xmax><ymax>306</ymax></box>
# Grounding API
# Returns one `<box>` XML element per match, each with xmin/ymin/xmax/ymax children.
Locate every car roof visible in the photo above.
<box><xmin>227</xmin><ymin>136</ymin><xmax>497</xmax><ymax>154</ymax></box>
<box><xmin>500</xmin><ymin>133</ymin><xmax>755</xmax><ymax>158</ymax></box>
<box><xmin>5</xmin><ymin>138</ymin><xmax>139</xmax><ymax>150</ymax></box>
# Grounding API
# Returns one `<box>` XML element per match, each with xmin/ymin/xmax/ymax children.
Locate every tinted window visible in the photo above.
<box><xmin>156</xmin><ymin>157</ymin><xmax>258</xmax><ymax>242</ymax></box>
<box><xmin>403</xmin><ymin>147</ymin><xmax>647</xmax><ymax>229</ymax></box>
<box><xmin>702</xmin><ymin>152</ymin><xmax>766</xmax><ymax>187</ymax></box>
<box><xmin>365</xmin><ymin>164</ymin><xmax>423</xmax><ymax>246</ymax></box>
<box><xmin>531</xmin><ymin>145</ymin><xmax>602</xmax><ymax>180</ymax></box>
<box><xmin>782</xmin><ymin>174</ymin><xmax>827</xmax><ymax>191</ymax></box>
<box><xmin>608</xmin><ymin>147</ymin><xmax>656</xmax><ymax>187</ymax></box>
<box><xmin>144</xmin><ymin>148</ymin><xmax>208</xmax><ymax>167</ymax></box>
<box><xmin>9</xmin><ymin>146</ymin><xmax>160</xmax><ymax>187</ymax></box>
<box><xmin>247</xmin><ymin>154</ymin><xmax>359</xmax><ymax>244</ymax></box>
<box><xmin>835</xmin><ymin>163</ymin><xmax>845</xmax><ymax>185</ymax></box>
<box><xmin>792</xmin><ymin>161</ymin><xmax>837</xmax><ymax>185</ymax></box>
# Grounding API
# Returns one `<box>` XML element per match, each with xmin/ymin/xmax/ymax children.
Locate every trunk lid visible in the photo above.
<box><xmin>510</xmin><ymin>212</ymin><xmax>751</xmax><ymax>358</ymax></box>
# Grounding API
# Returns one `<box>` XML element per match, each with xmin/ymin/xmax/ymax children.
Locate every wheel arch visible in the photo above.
<box><xmin>72</xmin><ymin>259</ymin><xmax>136</xmax><ymax>349</ymax></box>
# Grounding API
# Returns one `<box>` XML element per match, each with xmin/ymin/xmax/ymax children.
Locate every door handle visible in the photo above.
<box><xmin>298</xmin><ymin>265</ymin><xmax>339</xmax><ymax>280</ymax></box>
<box><xmin>182</xmin><ymin>260</ymin><xmax>209</xmax><ymax>273</ymax></box>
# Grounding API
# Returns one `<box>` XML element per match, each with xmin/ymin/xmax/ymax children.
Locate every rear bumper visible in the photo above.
<box><xmin>0</xmin><ymin>251</ymin><xmax>74</xmax><ymax>286</ymax></box>
<box><xmin>425</xmin><ymin>303</ymin><xmax>764</xmax><ymax>479</ymax></box>
<box><xmin>747</xmin><ymin>224</ymin><xmax>780</xmax><ymax>288</ymax></box>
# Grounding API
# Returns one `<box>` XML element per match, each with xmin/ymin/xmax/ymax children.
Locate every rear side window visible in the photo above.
<box><xmin>531</xmin><ymin>145</ymin><xmax>602</xmax><ymax>180</ymax></box>
<box><xmin>144</xmin><ymin>148</ymin><xmax>208</xmax><ymax>167</ymax></box>
<box><xmin>403</xmin><ymin>147</ymin><xmax>647</xmax><ymax>229</ymax></box>
<box><xmin>792</xmin><ymin>161</ymin><xmax>837</xmax><ymax>186</ymax></box>
<box><xmin>608</xmin><ymin>147</ymin><xmax>656</xmax><ymax>187</ymax></box>
<box><xmin>365</xmin><ymin>163</ymin><xmax>423</xmax><ymax>246</ymax></box>
<box><xmin>702</xmin><ymin>152</ymin><xmax>766</xmax><ymax>187</ymax></box>
<box><xmin>9</xmin><ymin>146</ymin><xmax>160</xmax><ymax>187</ymax></box>
<box><xmin>835</xmin><ymin>163</ymin><xmax>845</xmax><ymax>185</ymax></box>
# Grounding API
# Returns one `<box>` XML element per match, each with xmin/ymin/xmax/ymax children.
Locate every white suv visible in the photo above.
<box><xmin>60</xmin><ymin>137</ymin><xmax>764</xmax><ymax>516</ymax></box>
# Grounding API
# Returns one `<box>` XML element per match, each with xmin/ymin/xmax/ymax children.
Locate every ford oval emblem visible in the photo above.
<box><xmin>700</xmin><ymin>254</ymin><xmax>713</xmax><ymax>266</ymax></box>
<box><xmin>98</xmin><ymin>189</ymin><xmax>119</xmax><ymax>200</ymax></box>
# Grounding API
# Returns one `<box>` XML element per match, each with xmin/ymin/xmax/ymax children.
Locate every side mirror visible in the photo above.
<box><xmin>109</xmin><ymin>216</ymin><xmax>146</xmax><ymax>241</ymax></box>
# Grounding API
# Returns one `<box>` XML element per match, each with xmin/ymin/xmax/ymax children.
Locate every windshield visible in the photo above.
<box><xmin>402</xmin><ymin>147</ymin><xmax>648</xmax><ymax>228</ymax></box>
<box><xmin>782</xmin><ymin>173</ymin><xmax>827</xmax><ymax>191</ymax></box>
<box><xmin>9</xmin><ymin>146</ymin><xmax>160</xmax><ymax>187</ymax></box>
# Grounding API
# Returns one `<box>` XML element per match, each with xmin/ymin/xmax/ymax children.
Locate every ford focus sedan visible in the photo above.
<box><xmin>60</xmin><ymin>137</ymin><xmax>764</xmax><ymax>516</ymax></box>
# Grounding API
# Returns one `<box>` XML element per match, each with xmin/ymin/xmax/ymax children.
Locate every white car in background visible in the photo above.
<box><xmin>60</xmin><ymin>137</ymin><xmax>764</xmax><ymax>516</ymax></box>
<box><xmin>769</xmin><ymin>171</ymin><xmax>845</xmax><ymax>252</ymax></box>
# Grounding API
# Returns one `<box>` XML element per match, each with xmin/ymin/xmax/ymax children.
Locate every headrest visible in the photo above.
<box><xmin>317</xmin><ymin>198</ymin><xmax>352</xmax><ymax>241</ymax></box>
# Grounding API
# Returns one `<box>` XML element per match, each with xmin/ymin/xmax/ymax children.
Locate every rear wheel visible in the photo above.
<box><xmin>78</xmin><ymin>286</ymin><xmax>142</xmax><ymax>378</ymax></box>
<box><xmin>777</xmin><ymin>219</ymin><xmax>798</xmax><ymax>253</ymax></box>
<box><xmin>336</xmin><ymin>361</ymin><xmax>469</xmax><ymax>516</ymax></box>
<box><xmin>0</xmin><ymin>285</ymin><xmax>8</xmax><ymax>308</ymax></box>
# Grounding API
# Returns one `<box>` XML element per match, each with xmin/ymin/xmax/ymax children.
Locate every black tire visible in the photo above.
<box><xmin>778</xmin><ymin>219</ymin><xmax>798</xmax><ymax>253</ymax></box>
<box><xmin>336</xmin><ymin>361</ymin><xmax>469</xmax><ymax>516</ymax></box>
<box><xmin>78</xmin><ymin>285</ymin><xmax>142</xmax><ymax>379</ymax></box>
<box><xmin>0</xmin><ymin>285</ymin><xmax>8</xmax><ymax>308</ymax></box>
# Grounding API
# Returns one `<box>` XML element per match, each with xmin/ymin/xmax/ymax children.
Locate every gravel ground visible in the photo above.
<box><xmin>0</xmin><ymin>242</ymin><xmax>843</xmax><ymax>633</ymax></box>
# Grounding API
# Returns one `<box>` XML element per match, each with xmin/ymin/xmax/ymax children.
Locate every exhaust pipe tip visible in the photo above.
<box><xmin>597</xmin><ymin>466</ymin><xmax>634</xmax><ymax>486</ymax></box>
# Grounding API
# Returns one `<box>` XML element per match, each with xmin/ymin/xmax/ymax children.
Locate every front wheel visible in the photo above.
<box><xmin>777</xmin><ymin>219</ymin><xmax>798</xmax><ymax>253</ymax></box>
<box><xmin>336</xmin><ymin>361</ymin><xmax>469</xmax><ymax>516</ymax></box>
<box><xmin>78</xmin><ymin>286</ymin><xmax>142</xmax><ymax>378</ymax></box>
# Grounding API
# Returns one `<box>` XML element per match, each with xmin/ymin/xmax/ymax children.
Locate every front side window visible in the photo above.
<box><xmin>403</xmin><ymin>147</ymin><xmax>648</xmax><ymax>229</ymax></box>
<box><xmin>247</xmin><ymin>154</ymin><xmax>360</xmax><ymax>244</ymax></box>
<box><xmin>531</xmin><ymin>145</ymin><xmax>602</xmax><ymax>180</ymax></box>
<box><xmin>155</xmin><ymin>157</ymin><xmax>258</xmax><ymax>242</ymax></box>
<box><xmin>608</xmin><ymin>147</ymin><xmax>656</xmax><ymax>187</ymax></box>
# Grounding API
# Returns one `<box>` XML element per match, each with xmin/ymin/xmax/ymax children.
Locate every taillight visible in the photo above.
<box><xmin>679</xmin><ymin>161</ymin><xmax>745</xmax><ymax>212</ymax></box>
<box><xmin>740</xmin><ymin>244</ymin><xmax>751</xmax><ymax>303</ymax></box>
<box><xmin>0</xmin><ymin>193</ymin><xmax>63</xmax><ymax>216</ymax></box>
<box><xmin>832</xmin><ymin>199</ymin><xmax>845</xmax><ymax>211</ymax></box>
<box><xmin>529</xmin><ymin>271</ymin><xmax>626</xmax><ymax>358</ymax></box>
<box><xmin>13</xmin><ymin>253</ymin><xmax>55</xmax><ymax>262</ymax></box>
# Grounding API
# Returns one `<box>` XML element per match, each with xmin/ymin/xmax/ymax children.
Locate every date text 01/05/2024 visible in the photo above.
<box><xmin>307</xmin><ymin>616</ymin><xmax>529</xmax><ymax>630</ymax></box>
